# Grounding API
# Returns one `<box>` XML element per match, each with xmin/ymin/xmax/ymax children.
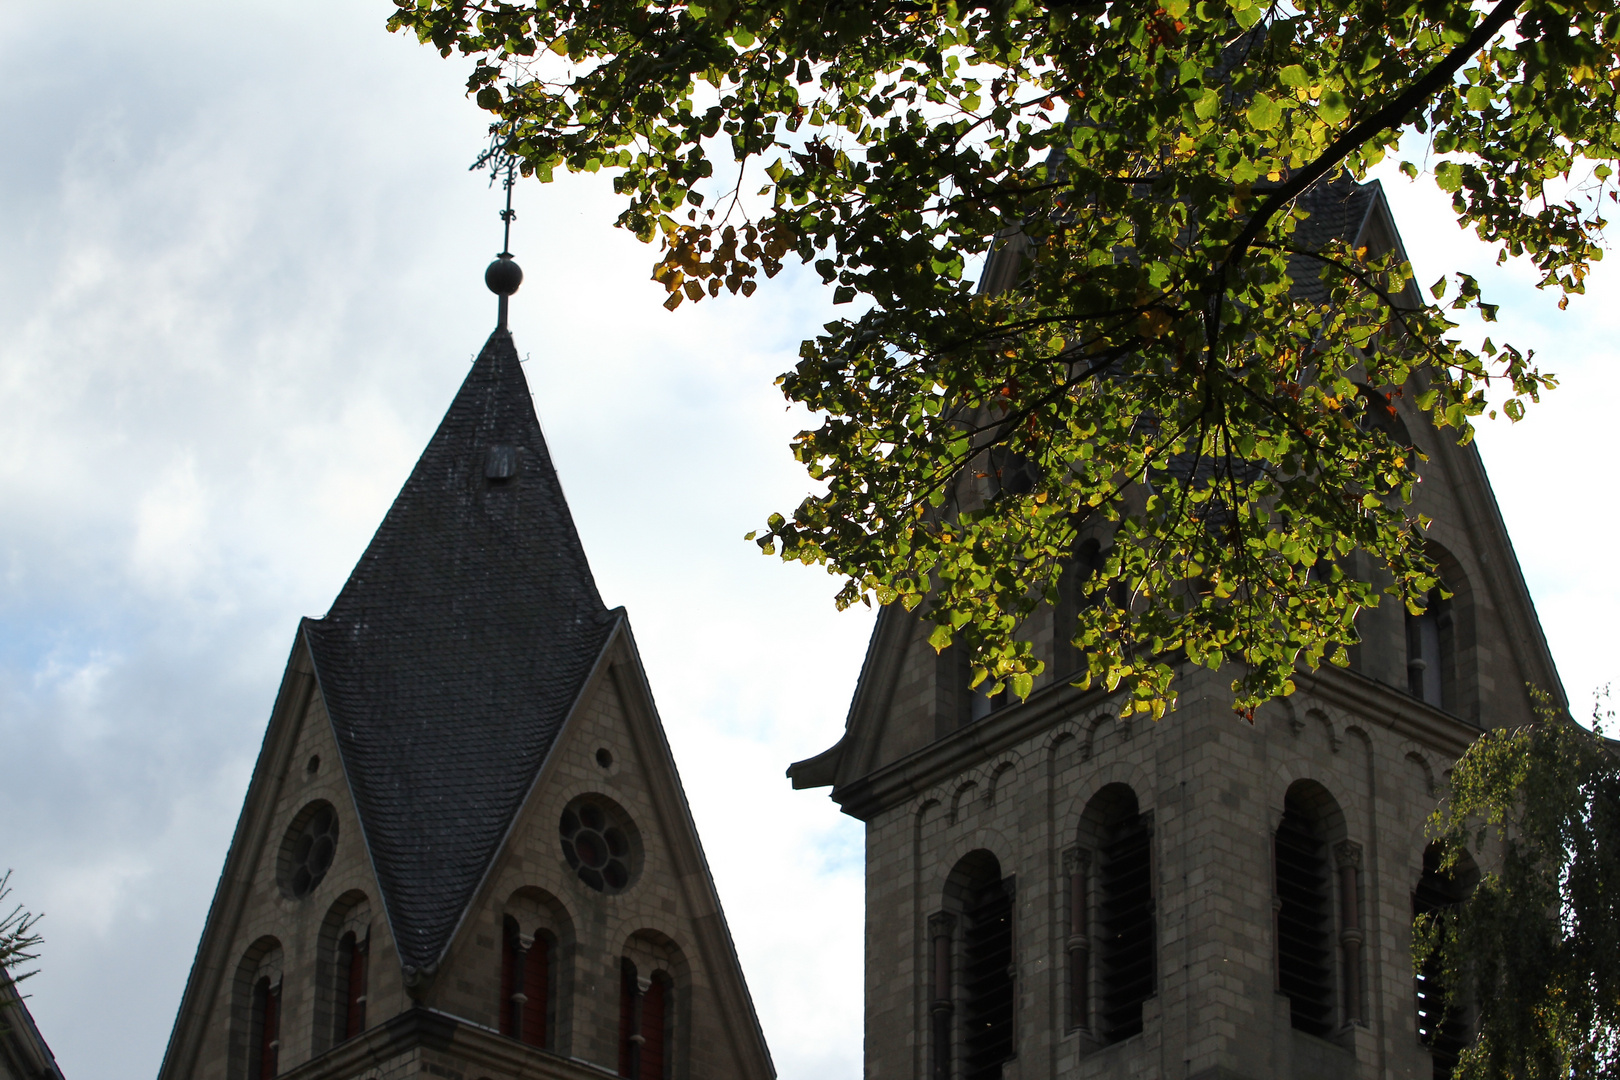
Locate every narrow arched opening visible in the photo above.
<box><xmin>1072</xmin><ymin>783</ymin><xmax>1154</xmax><ymax>1044</ymax></box>
<box><xmin>499</xmin><ymin>886</ymin><xmax>571</xmax><ymax>1052</ymax></box>
<box><xmin>501</xmin><ymin>914</ymin><xmax>553</xmax><ymax>1047</ymax></box>
<box><xmin>618</xmin><ymin>931</ymin><xmax>685</xmax><ymax>1080</ymax></box>
<box><xmin>315</xmin><ymin>891</ymin><xmax>371</xmax><ymax>1052</ymax></box>
<box><xmin>930</xmin><ymin>849</ymin><xmax>1015</xmax><ymax>1080</ymax></box>
<box><xmin>1274</xmin><ymin>782</ymin><xmax>1343</xmax><ymax>1038</ymax></box>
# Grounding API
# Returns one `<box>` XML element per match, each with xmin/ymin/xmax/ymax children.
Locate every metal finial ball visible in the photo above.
<box><xmin>485</xmin><ymin>255</ymin><xmax>523</xmax><ymax>296</ymax></box>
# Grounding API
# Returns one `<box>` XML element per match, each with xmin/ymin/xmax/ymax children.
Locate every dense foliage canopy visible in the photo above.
<box><xmin>1420</xmin><ymin>692</ymin><xmax>1620</xmax><ymax>1079</ymax></box>
<box><xmin>391</xmin><ymin>0</ymin><xmax>1616</xmax><ymax>713</ymax></box>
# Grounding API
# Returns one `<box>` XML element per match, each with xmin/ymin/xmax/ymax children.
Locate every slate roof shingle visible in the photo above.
<box><xmin>1287</xmin><ymin>175</ymin><xmax>1380</xmax><ymax>305</ymax></box>
<box><xmin>303</xmin><ymin>329</ymin><xmax>618</xmax><ymax>972</ymax></box>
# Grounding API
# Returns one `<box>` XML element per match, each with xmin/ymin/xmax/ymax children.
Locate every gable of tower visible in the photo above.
<box><xmin>421</xmin><ymin>619</ymin><xmax>774</xmax><ymax>1080</ymax></box>
<box><xmin>159</xmin><ymin>637</ymin><xmax>399</xmax><ymax>1080</ymax></box>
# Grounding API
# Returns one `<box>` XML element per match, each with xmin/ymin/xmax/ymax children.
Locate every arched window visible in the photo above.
<box><xmin>315</xmin><ymin>892</ymin><xmax>371</xmax><ymax>1053</ymax></box>
<box><xmin>1274</xmin><ymin>786</ymin><xmax>1337</xmax><ymax>1037</ymax></box>
<box><xmin>231</xmin><ymin>938</ymin><xmax>281</xmax><ymax>1080</ymax></box>
<box><xmin>1415</xmin><ymin>844</ymin><xmax>1476</xmax><ymax>1080</ymax></box>
<box><xmin>1070</xmin><ymin>784</ymin><xmax>1154</xmax><ymax>1044</ymax></box>
<box><xmin>619</xmin><ymin>958</ymin><xmax>673</xmax><ymax>1080</ymax></box>
<box><xmin>501</xmin><ymin>915</ymin><xmax>552</xmax><ymax>1048</ymax></box>
<box><xmin>1406</xmin><ymin>586</ymin><xmax>1453</xmax><ymax>709</ymax></box>
<box><xmin>931</xmin><ymin>850</ymin><xmax>1015</xmax><ymax>1080</ymax></box>
<box><xmin>336</xmin><ymin>929</ymin><xmax>368</xmax><ymax>1042</ymax></box>
<box><xmin>498</xmin><ymin>887</ymin><xmax>572</xmax><ymax>1052</ymax></box>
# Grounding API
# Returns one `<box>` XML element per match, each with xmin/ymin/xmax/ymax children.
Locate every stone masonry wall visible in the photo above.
<box><xmin>862</xmin><ymin>661</ymin><xmax>1496</xmax><ymax>1080</ymax></box>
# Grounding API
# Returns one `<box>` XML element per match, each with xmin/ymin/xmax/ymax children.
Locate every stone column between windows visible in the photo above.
<box><xmin>629</xmin><ymin>974</ymin><xmax>651</xmax><ymax>1076</ymax></box>
<box><xmin>928</xmin><ymin>912</ymin><xmax>956</xmax><ymax>1080</ymax></box>
<box><xmin>510</xmin><ymin>932</ymin><xmax>532</xmax><ymax>1037</ymax></box>
<box><xmin>1335</xmin><ymin>841</ymin><xmax>1365</xmax><ymax>1026</ymax></box>
<box><xmin>350</xmin><ymin>929</ymin><xmax>370</xmax><ymax>1034</ymax></box>
<box><xmin>1064</xmin><ymin>848</ymin><xmax>1090</xmax><ymax>1032</ymax></box>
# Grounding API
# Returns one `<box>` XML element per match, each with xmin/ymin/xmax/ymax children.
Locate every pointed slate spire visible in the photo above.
<box><xmin>303</xmin><ymin>329</ymin><xmax>616</xmax><ymax>972</ymax></box>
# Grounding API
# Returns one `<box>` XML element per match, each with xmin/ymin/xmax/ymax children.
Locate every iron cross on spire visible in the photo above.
<box><xmin>484</xmin><ymin>157</ymin><xmax>523</xmax><ymax>330</ymax></box>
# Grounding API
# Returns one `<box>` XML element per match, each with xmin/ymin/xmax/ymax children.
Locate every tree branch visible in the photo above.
<box><xmin>1223</xmin><ymin>0</ymin><xmax>1526</xmax><ymax>272</ymax></box>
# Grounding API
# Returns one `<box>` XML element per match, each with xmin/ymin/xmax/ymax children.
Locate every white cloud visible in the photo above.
<box><xmin>130</xmin><ymin>458</ymin><xmax>211</xmax><ymax>593</ymax></box>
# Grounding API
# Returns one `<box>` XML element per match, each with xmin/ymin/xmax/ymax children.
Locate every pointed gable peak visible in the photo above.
<box><xmin>304</xmin><ymin>328</ymin><xmax>618</xmax><ymax>971</ymax></box>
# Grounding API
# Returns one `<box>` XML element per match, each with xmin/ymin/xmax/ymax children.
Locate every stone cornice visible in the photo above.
<box><xmin>279</xmin><ymin>1007</ymin><xmax>620</xmax><ymax>1080</ymax></box>
<box><xmin>830</xmin><ymin>672</ymin><xmax>1114</xmax><ymax>821</ymax></box>
<box><xmin>1298</xmin><ymin>665</ymin><xmax>1481</xmax><ymax>758</ymax></box>
<box><xmin>829</xmin><ymin>661</ymin><xmax>1484</xmax><ymax>821</ymax></box>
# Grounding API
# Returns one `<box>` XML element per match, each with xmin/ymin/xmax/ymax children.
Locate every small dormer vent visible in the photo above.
<box><xmin>485</xmin><ymin>444</ymin><xmax>518</xmax><ymax>480</ymax></box>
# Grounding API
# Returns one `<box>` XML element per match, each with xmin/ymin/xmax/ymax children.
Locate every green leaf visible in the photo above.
<box><xmin>1317</xmin><ymin>91</ymin><xmax>1349</xmax><ymax>126</ymax></box>
<box><xmin>1247</xmin><ymin>93</ymin><xmax>1282</xmax><ymax>131</ymax></box>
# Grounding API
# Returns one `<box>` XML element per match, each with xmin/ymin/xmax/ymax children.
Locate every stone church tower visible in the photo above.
<box><xmin>789</xmin><ymin>178</ymin><xmax>1565</xmax><ymax>1080</ymax></box>
<box><xmin>158</xmin><ymin>325</ymin><xmax>774</xmax><ymax>1080</ymax></box>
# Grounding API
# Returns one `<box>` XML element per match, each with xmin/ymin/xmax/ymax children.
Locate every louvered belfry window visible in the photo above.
<box><xmin>1415</xmin><ymin>845</ymin><xmax>1471</xmax><ymax>1080</ymax></box>
<box><xmin>1073</xmin><ymin>784</ymin><xmax>1155</xmax><ymax>1045</ymax></box>
<box><xmin>1275</xmin><ymin>800</ymin><xmax>1336</xmax><ymax>1037</ymax></box>
<box><xmin>960</xmin><ymin>877</ymin><xmax>1015</xmax><ymax>1080</ymax></box>
<box><xmin>1098</xmin><ymin>811</ymin><xmax>1154</xmax><ymax>1042</ymax></box>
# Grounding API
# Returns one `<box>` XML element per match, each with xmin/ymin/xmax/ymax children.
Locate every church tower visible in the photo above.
<box><xmin>158</xmin><ymin>315</ymin><xmax>774</xmax><ymax>1080</ymax></box>
<box><xmin>789</xmin><ymin>179</ymin><xmax>1564</xmax><ymax>1080</ymax></box>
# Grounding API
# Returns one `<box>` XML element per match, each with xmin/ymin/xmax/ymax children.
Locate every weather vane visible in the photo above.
<box><xmin>480</xmin><ymin>143</ymin><xmax>523</xmax><ymax>330</ymax></box>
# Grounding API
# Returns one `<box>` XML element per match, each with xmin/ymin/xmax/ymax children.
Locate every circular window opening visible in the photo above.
<box><xmin>279</xmin><ymin>800</ymin><xmax>339</xmax><ymax>899</ymax></box>
<box><xmin>559</xmin><ymin>795</ymin><xmax>639</xmax><ymax>894</ymax></box>
<box><xmin>595</xmin><ymin>748</ymin><xmax>613</xmax><ymax>769</ymax></box>
<box><xmin>306</xmin><ymin>754</ymin><xmax>321</xmax><ymax>775</ymax></box>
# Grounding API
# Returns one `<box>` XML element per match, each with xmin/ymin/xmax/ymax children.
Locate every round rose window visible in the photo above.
<box><xmin>559</xmin><ymin>797</ymin><xmax>638</xmax><ymax>893</ymax></box>
<box><xmin>280</xmin><ymin>801</ymin><xmax>339</xmax><ymax>898</ymax></box>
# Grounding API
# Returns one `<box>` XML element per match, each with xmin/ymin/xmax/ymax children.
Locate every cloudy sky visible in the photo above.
<box><xmin>0</xmin><ymin>5</ymin><xmax>1613</xmax><ymax>1078</ymax></box>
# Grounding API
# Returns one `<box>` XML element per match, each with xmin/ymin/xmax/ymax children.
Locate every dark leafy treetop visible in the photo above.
<box><xmin>391</xmin><ymin>0</ymin><xmax>1616</xmax><ymax>714</ymax></box>
<box><xmin>1419</xmin><ymin>691</ymin><xmax>1620</xmax><ymax>1079</ymax></box>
